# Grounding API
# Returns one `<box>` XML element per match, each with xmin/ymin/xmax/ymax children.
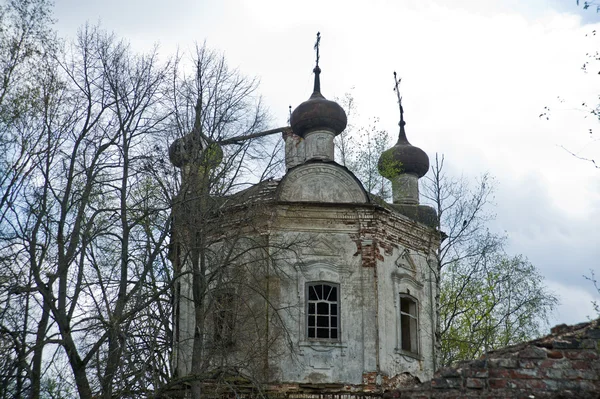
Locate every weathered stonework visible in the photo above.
<box><xmin>278</xmin><ymin>161</ymin><xmax>368</xmax><ymax>203</ymax></box>
<box><xmin>384</xmin><ymin>319</ymin><xmax>600</xmax><ymax>398</ymax></box>
<box><xmin>172</xmin><ymin>160</ymin><xmax>441</xmax><ymax>390</ymax></box>
<box><xmin>170</xmin><ymin>54</ymin><xmax>441</xmax><ymax>394</ymax></box>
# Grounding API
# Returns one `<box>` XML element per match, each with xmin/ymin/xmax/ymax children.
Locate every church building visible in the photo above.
<box><xmin>168</xmin><ymin>36</ymin><xmax>442</xmax><ymax>393</ymax></box>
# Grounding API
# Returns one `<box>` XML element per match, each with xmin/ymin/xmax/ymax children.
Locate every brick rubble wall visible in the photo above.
<box><xmin>385</xmin><ymin>319</ymin><xmax>600</xmax><ymax>399</ymax></box>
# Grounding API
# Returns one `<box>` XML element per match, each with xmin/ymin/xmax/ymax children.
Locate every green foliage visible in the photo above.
<box><xmin>423</xmin><ymin>155</ymin><xmax>558</xmax><ymax>366</ymax></box>
<box><xmin>40</xmin><ymin>377</ymin><xmax>75</xmax><ymax>399</ymax></box>
<box><xmin>440</xmin><ymin>254</ymin><xmax>558</xmax><ymax>365</ymax></box>
<box><xmin>334</xmin><ymin>92</ymin><xmax>392</xmax><ymax>199</ymax></box>
<box><xmin>377</xmin><ymin>148</ymin><xmax>404</xmax><ymax>180</ymax></box>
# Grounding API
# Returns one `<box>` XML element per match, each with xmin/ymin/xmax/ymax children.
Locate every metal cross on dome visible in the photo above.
<box><xmin>314</xmin><ymin>32</ymin><xmax>321</xmax><ymax>68</ymax></box>
<box><xmin>393</xmin><ymin>71</ymin><xmax>405</xmax><ymax>128</ymax></box>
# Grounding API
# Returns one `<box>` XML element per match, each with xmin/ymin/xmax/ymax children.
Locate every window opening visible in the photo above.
<box><xmin>307</xmin><ymin>283</ymin><xmax>339</xmax><ymax>340</ymax></box>
<box><xmin>399</xmin><ymin>295</ymin><xmax>418</xmax><ymax>353</ymax></box>
<box><xmin>213</xmin><ymin>292</ymin><xmax>235</xmax><ymax>348</ymax></box>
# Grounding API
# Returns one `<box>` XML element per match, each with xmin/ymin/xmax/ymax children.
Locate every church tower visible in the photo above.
<box><xmin>169</xmin><ymin>34</ymin><xmax>441</xmax><ymax>393</ymax></box>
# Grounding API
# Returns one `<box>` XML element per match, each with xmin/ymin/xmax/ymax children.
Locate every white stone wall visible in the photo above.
<box><xmin>173</xmin><ymin>163</ymin><xmax>439</xmax><ymax>387</ymax></box>
<box><xmin>268</xmin><ymin>205</ymin><xmax>438</xmax><ymax>385</ymax></box>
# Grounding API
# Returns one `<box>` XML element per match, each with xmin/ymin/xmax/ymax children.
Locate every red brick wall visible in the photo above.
<box><xmin>385</xmin><ymin>319</ymin><xmax>600</xmax><ymax>398</ymax></box>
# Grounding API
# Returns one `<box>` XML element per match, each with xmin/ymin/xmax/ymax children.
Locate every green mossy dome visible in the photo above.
<box><xmin>169</xmin><ymin>134</ymin><xmax>223</xmax><ymax>169</ymax></box>
<box><xmin>377</xmin><ymin>126</ymin><xmax>429</xmax><ymax>179</ymax></box>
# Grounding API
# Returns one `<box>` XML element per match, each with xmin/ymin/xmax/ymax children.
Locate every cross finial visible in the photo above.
<box><xmin>393</xmin><ymin>71</ymin><xmax>407</xmax><ymax>142</ymax></box>
<box><xmin>314</xmin><ymin>32</ymin><xmax>321</xmax><ymax>68</ymax></box>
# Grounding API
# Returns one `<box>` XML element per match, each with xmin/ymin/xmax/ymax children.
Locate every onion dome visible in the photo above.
<box><xmin>290</xmin><ymin>65</ymin><xmax>347</xmax><ymax>137</ymax></box>
<box><xmin>378</xmin><ymin>73</ymin><xmax>429</xmax><ymax>179</ymax></box>
<box><xmin>169</xmin><ymin>133</ymin><xmax>223</xmax><ymax>169</ymax></box>
<box><xmin>378</xmin><ymin>121</ymin><xmax>429</xmax><ymax>179</ymax></box>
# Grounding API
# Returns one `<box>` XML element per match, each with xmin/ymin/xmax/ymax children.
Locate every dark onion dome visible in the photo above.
<box><xmin>290</xmin><ymin>66</ymin><xmax>347</xmax><ymax>138</ymax></box>
<box><xmin>169</xmin><ymin>133</ymin><xmax>223</xmax><ymax>168</ymax></box>
<box><xmin>377</xmin><ymin>121</ymin><xmax>429</xmax><ymax>179</ymax></box>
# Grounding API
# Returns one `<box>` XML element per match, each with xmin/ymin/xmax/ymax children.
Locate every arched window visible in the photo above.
<box><xmin>399</xmin><ymin>294</ymin><xmax>418</xmax><ymax>354</ymax></box>
<box><xmin>306</xmin><ymin>283</ymin><xmax>339</xmax><ymax>340</ymax></box>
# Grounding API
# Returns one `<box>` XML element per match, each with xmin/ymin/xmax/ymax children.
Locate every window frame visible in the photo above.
<box><xmin>398</xmin><ymin>293</ymin><xmax>419</xmax><ymax>355</ymax></box>
<box><xmin>305</xmin><ymin>282</ymin><xmax>341</xmax><ymax>341</ymax></box>
<box><xmin>212</xmin><ymin>291</ymin><xmax>236</xmax><ymax>349</ymax></box>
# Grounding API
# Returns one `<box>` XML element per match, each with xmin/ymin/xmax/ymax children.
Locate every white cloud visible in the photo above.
<box><xmin>546</xmin><ymin>280</ymin><xmax>599</xmax><ymax>325</ymax></box>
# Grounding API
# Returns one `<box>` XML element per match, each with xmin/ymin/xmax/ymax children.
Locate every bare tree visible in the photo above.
<box><xmin>0</xmin><ymin>9</ymin><xmax>293</xmax><ymax>394</ymax></box>
<box><xmin>0</xmin><ymin>23</ymin><xmax>177</xmax><ymax>398</ymax></box>
<box><xmin>0</xmin><ymin>1</ymin><xmax>57</xmax><ymax>396</ymax></box>
<box><xmin>422</xmin><ymin>154</ymin><xmax>558</xmax><ymax>366</ymax></box>
<box><xmin>162</xmin><ymin>43</ymin><xmax>303</xmax><ymax>399</ymax></box>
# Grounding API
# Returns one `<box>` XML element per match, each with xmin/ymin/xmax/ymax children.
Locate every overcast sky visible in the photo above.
<box><xmin>52</xmin><ymin>0</ymin><xmax>600</xmax><ymax>326</ymax></box>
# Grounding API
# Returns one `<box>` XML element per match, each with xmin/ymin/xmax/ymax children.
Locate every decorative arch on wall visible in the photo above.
<box><xmin>277</xmin><ymin>162</ymin><xmax>369</xmax><ymax>204</ymax></box>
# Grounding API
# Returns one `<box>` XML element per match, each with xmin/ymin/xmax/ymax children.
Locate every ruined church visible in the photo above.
<box><xmin>168</xmin><ymin>36</ymin><xmax>442</xmax><ymax>393</ymax></box>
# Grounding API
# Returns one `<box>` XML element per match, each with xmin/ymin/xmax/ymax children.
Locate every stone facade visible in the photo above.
<box><xmin>385</xmin><ymin>319</ymin><xmax>600</xmax><ymax>398</ymax></box>
<box><xmin>169</xmin><ymin>51</ymin><xmax>440</xmax><ymax>392</ymax></box>
<box><xmin>172</xmin><ymin>159</ymin><xmax>441</xmax><ymax>389</ymax></box>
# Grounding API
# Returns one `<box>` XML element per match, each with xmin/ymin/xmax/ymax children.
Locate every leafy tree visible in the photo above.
<box><xmin>423</xmin><ymin>154</ymin><xmax>558</xmax><ymax>366</ymax></box>
<box><xmin>440</xmin><ymin>255</ymin><xmax>557</xmax><ymax>365</ymax></box>
<box><xmin>334</xmin><ymin>92</ymin><xmax>392</xmax><ymax>199</ymax></box>
<box><xmin>337</xmin><ymin>93</ymin><xmax>559</xmax><ymax>367</ymax></box>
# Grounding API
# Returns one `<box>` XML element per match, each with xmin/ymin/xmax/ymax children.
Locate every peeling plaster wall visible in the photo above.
<box><xmin>172</xmin><ymin>164</ymin><xmax>440</xmax><ymax>389</ymax></box>
<box><xmin>270</xmin><ymin>204</ymin><xmax>439</xmax><ymax>386</ymax></box>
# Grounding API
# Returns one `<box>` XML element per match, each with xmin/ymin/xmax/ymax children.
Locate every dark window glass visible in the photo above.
<box><xmin>399</xmin><ymin>296</ymin><xmax>418</xmax><ymax>354</ymax></box>
<box><xmin>307</xmin><ymin>283</ymin><xmax>340</xmax><ymax>340</ymax></box>
<box><xmin>213</xmin><ymin>292</ymin><xmax>235</xmax><ymax>348</ymax></box>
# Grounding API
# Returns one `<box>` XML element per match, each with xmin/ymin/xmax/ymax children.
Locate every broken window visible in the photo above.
<box><xmin>213</xmin><ymin>292</ymin><xmax>235</xmax><ymax>348</ymax></box>
<box><xmin>399</xmin><ymin>295</ymin><xmax>418</xmax><ymax>354</ymax></box>
<box><xmin>306</xmin><ymin>283</ymin><xmax>339</xmax><ymax>340</ymax></box>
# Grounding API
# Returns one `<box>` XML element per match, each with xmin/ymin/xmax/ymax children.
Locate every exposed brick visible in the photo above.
<box><xmin>563</xmin><ymin>350</ymin><xmax>599</xmax><ymax>360</ymax></box>
<box><xmin>547</xmin><ymin>350</ymin><xmax>564</xmax><ymax>359</ymax></box>
<box><xmin>510</xmin><ymin>368</ymin><xmax>540</xmax><ymax>379</ymax></box>
<box><xmin>488</xmin><ymin>357</ymin><xmax>518</xmax><ymax>369</ymax></box>
<box><xmin>551</xmin><ymin>324</ymin><xmax>569</xmax><ymax>334</ymax></box>
<box><xmin>552</xmin><ymin>338</ymin><xmax>582</xmax><ymax>349</ymax></box>
<box><xmin>519</xmin><ymin>346</ymin><xmax>547</xmax><ymax>359</ymax></box>
<box><xmin>430</xmin><ymin>378</ymin><xmax>448</xmax><ymax>389</ymax></box>
<box><xmin>519</xmin><ymin>359</ymin><xmax>543</xmax><ymax>369</ymax></box>
<box><xmin>586</xmin><ymin>328</ymin><xmax>600</xmax><ymax>339</ymax></box>
<box><xmin>465</xmin><ymin>378</ymin><xmax>485</xmax><ymax>389</ymax></box>
<box><xmin>581</xmin><ymin>339</ymin><xmax>598</xmax><ymax>349</ymax></box>
<box><xmin>511</xmin><ymin>379</ymin><xmax>547</xmax><ymax>389</ymax></box>
<box><xmin>571</xmin><ymin>360</ymin><xmax>592</xmax><ymax>370</ymax></box>
<box><xmin>388</xmin><ymin>319</ymin><xmax>600</xmax><ymax>399</ymax></box>
<box><xmin>462</xmin><ymin>369</ymin><xmax>488</xmax><ymax>379</ymax></box>
<box><xmin>488</xmin><ymin>378</ymin><xmax>508</xmax><ymax>389</ymax></box>
<box><xmin>468</xmin><ymin>360</ymin><xmax>487</xmax><ymax>369</ymax></box>
<box><xmin>438</xmin><ymin>368</ymin><xmax>461</xmax><ymax>378</ymax></box>
<box><xmin>540</xmin><ymin>358</ymin><xmax>573</xmax><ymax>369</ymax></box>
<box><xmin>488</xmin><ymin>368</ymin><xmax>511</xmax><ymax>378</ymax></box>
